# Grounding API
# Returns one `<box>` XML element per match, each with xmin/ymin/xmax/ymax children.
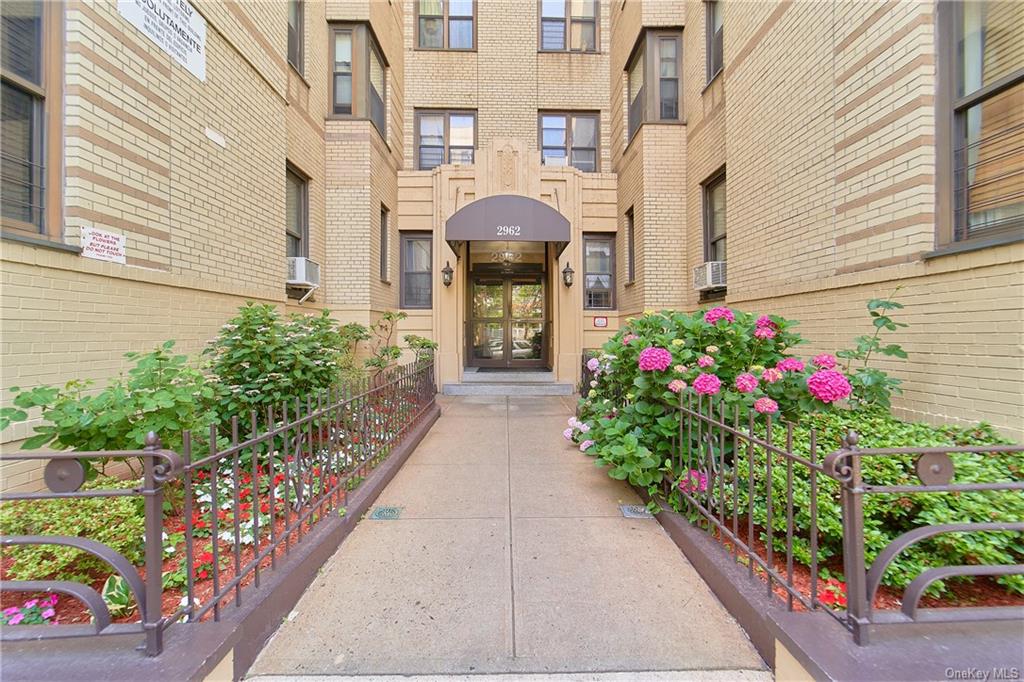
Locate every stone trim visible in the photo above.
<box><xmin>835</xmin><ymin>134</ymin><xmax>934</xmax><ymax>183</ymax></box>
<box><xmin>832</xmin><ymin>0</ymin><xmax>898</xmax><ymax>54</ymax></box>
<box><xmin>65</xmin><ymin>126</ymin><xmax>171</xmax><ymax>178</ymax></box>
<box><xmin>833</xmin><ymin>96</ymin><xmax>934</xmax><ymax>152</ymax></box>
<box><xmin>835</xmin><ymin>212</ymin><xmax>934</xmax><ymax>247</ymax></box>
<box><xmin>724</xmin><ymin>0</ymin><xmax>792</xmax><ymax>79</ymax></box>
<box><xmin>834</xmin><ymin>54</ymin><xmax>935</xmax><ymax>120</ymax></box>
<box><xmin>834</xmin><ymin>173</ymin><xmax>933</xmax><ymax>214</ymax></box>
<box><xmin>834</xmin><ymin>11</ymin><xmax>932</xmax><ymax>86</ymax></box>
<box><xmin>67</xmin><ymin>41</ymin><xmax>170</xmax><ymax>111</ymax></box>
<box><xmin>66</xmin><ymin>167</ymin><xmax>170</xmax><ymax>211</ymax></box>
<box><xmin>66</xmin><ymin>86</ymin><xmax>172</xmax><ymax>147</ymax></box>
<box><xmin>834</xmin><ymin>251</ymin><xmax>928</xmax><ymax>275</ymax></box>
<box><xmin>65</xmin><ymin>207</ymin><xmax>171</xmax><ymax>242</ymax></box>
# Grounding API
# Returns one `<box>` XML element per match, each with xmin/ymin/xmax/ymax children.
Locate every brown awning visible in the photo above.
<box><xmin>445</xmin><ymin>194</ymin><xmax>570</xmax><ymax>256</ymax></box>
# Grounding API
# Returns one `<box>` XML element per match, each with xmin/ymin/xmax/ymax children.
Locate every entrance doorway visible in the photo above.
<box><xmin>466</xmin><ymin>241</ymin><xmax>549</xmax><ymax>369</ymax></box>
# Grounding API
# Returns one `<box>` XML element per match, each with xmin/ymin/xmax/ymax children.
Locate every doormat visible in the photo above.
<box><xmin>476</xmin><ymin>367</ymin><xmax>551</xmax><ymax>373</ymax></box>
<box><xmin>619</xmin><ymin>504</ymin><xmax>653</xmax><ymax>519</ymax></box>
<box><xmin>369</xmin><ymin>506</ymin><xmax>403</xmax><ymax>520</ymax></box>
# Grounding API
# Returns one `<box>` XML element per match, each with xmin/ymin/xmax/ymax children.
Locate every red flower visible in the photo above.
<box><xmin>198</xmin><ymin>570</ymin><xmax>208</xmax><ymax>580</ymax></box>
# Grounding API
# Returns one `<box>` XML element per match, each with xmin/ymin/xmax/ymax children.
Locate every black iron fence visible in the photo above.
<box><xmin>666</xmin><ymin>394</ymin><xmax>1024</xmax><ymax>645</ymax></box>
<box><xmin>0</xmin><ymin>358</ymin><xmax>436</xmax><ymax>656</ymax></box>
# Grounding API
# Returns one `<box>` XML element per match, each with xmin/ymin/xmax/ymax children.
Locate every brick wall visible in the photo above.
<box><xmin>678</xmin><ymin>0</ymin><xmax>1023</xmax><ymax>439</ymax></box>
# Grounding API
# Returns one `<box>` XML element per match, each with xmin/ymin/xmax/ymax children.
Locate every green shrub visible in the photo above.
<box><xmin>0</xmin><ymin>341</ymin><xmax>215</xmax><ymax>475</ymax></box>
<box><xmin>0</xmin><ymin>476</ymin><xmax>146</xmax><ymax>582</ymax></box>
<box><xmin>205</xmin><ymin>303</ymin><xmax>361</xmax><ymax>421</ymax></box>
<box><xmin>726</xmin><ymin>409</ymin><xmax>1024</xmax><ymax>596</ymax></box>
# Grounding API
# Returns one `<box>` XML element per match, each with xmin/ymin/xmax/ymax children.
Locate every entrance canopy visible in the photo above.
<box><xmin>445</xmin><ymin>194</ymin><xmax>570</xmax><ymax>257</ymax></box>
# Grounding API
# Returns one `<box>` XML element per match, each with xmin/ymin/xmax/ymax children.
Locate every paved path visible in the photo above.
<box><xmin>249</xmin><ymin>396</ymin><xmax>769</xmax><ymax>680</ymax></box>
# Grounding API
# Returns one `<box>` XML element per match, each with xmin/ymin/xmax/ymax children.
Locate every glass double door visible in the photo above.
<box><xmin>469</xmin><ymin>275</ymin><xmax>546</xmax><ymax>368</ymax></box>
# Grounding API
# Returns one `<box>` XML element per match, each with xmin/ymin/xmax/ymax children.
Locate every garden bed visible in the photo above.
<box><xmin>697</xmin><ymin>518</ymin><xmax>1024</xmax><ymax>612</ymax></box>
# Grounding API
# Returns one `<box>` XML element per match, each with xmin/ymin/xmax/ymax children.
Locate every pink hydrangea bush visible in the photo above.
<box><xmin>812</xmin><ymin>354</ymin><xmax>837</xmax><ymax>369</ymax></box>
<box><xmin>693</xmin><ymin>373</ymin><xmax>722</xmax><ymax>395</ymax></box>
<box><xmin>704</xmin><ymin>306</ymin><xmax>735</xmax><ymax>325</ymax></box>
<box><xmin>573</xmin><ymin>306</ymin><xmax>863</xmax><ymax>499</ymax></box>
<box><xmin>734</xmin><ymin>373</ymin><xmax>759</xmax><ymax>393</ymax></box>
<box><xmin>806</xmin><ymin>370</ymin><xmax>853</xmax><ymax>403</ymax></box>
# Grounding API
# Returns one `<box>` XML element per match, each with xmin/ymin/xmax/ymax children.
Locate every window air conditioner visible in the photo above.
<box><xmin>287</xmin><ymin>257</ymin><xmax>320</xmax><ymax>288</ymax></box>
<box><xmin>693</xmin><ymin>261</ymin><xmax>727</xmax><ymax>291</ymax></box>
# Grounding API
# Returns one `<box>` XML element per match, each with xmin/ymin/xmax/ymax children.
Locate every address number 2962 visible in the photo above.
<box><xmin>496</xmin><ymin>225</ymin><xmax>522</xmax><ymax>237</ymax></box>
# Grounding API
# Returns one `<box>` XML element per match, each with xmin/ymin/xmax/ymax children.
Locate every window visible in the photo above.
<box><xmin>706</xmin><ymin>0</ymin><xmax>723</xmax><ymax>82</ymax></box>
<box><xmin>703</xmin><ymin>170</ymin><xmax>726</xmax><ymax>262</ymax></box>
<box><xmin>540</xmin><ymin>0</ymin><xmax>597</xmax><ymax>52</ymax></box>
<box><xmin>937</xmin><ymin>1</ymin><xmax>1024</xmax><ymax>244</ymax></box>
<box><xmin>286</xmin><ymin>167</ymin><xmax>308</xmax><ymax>258</ymax></box>
<box><xmin>369</xmin><ymin>39</ymin><xmax>386</xmax><ymax>135</ymax></box>
<box><xmin>627</xmin><ymin>45</ymin><xmax>644</xmax><ymax>140</ymax></box>
<box><xmin>331</xmin><ymin>29</ymin><xmax>352</xmax><ymax>115</ymax></box>
<box><xmin>329</xmin><ymin>25</ymin><xmax>388</xmax><ymax>137</ymax></box>
<box><xmin>287</xmin><ymin>0</ymin><xmax>303</xmax><ymax>74</ymax></box>
<box><xmin>415</xmin><ymin>110</ymin><xmax>476</xmax><ymax>170</ymax></box>
<box><xmin>540</xmin><ymin>112</ymin><xmax>599</xmax><ymax>172</ymax></box>
<box><xmin>583</xmin><ymin>234</ymin><xmax>614</xmax><ymax>309</ymax></box>
<box><xmin>380</xmin><ymin>205</ymin><xmax>390</xmax><ymax>282</ymax></box>
<box><xmin>625</xmin><ymin>208</ymin><xmax>635</xmax><ymax>283</ymax></box>
<box><xmin>626</xmin><ymin>30</ymin><xmax>683</xmax><ymax>140</ymax></box>
<box><xmin>417</xmin><ymin>0</ymin><xmax>474</xmax><ymax>50</ymax></box>
<box><xmin>658</xmin><ymin>37</ymin><xmax>680</xmax><ymax>119</ymax></box>
<box><xmin>401</xmin><ymin>232</ymin><xmax>433</xmax><ymax>308</ymax></box>
<box><xmin>2</xmin><ymin>0</ymin><xmax>60</xmax><ymax>239</ymax></box>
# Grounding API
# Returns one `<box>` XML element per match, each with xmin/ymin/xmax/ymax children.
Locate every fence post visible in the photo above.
<box><xmin>142</xmin><ymin>432</ymin><xmax>165</xmax><ymax>656</ymax></box>
<box><xmin>838</xmin><ymin>430</ymin><xmax>870</xmax><ymax>645</ymax></box>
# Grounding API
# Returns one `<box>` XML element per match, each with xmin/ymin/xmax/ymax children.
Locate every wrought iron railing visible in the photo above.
<box><xmin>0</xmin><ymin>358</ymin><xmax>436</xmax><ymax>655</ymax></box>
<box><xmin>665</xmin><ymin>394</ymin><xmax>1024</xmax><ymax>645</ymax></box>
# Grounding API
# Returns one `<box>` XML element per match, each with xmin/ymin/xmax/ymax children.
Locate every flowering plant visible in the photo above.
<box><xmin>1</xmin><ymin>594</ymin><xmax>58</xmax><ymax>626</ymax></box>
<box><xmin>575</xmin><ymin>306</ymin><xmax>860</xmax><ymax>500</ymax></box>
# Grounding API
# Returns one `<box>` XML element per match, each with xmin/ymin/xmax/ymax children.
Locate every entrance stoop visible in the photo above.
<box><xmin>443</xmin><ymin>369</ymin><xmax>574</xmax><ymax>395</ymax></box>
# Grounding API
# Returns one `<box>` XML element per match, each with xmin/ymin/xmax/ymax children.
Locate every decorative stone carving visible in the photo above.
<box><xmin>500</xmin><ymin>143</ymin><xmax>517</xmax><ymax>192</ymax></box>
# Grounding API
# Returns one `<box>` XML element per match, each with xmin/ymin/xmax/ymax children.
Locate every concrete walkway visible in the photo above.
<box><xmin>249</xmin><ymin>396</ymin><xmax>769</xmax><ymax>680</ymax></box>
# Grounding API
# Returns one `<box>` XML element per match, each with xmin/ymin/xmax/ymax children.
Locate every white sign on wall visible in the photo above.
<box><xmin>118</xmin><ymin>0</ymin><xmax>207</xmax><ymax>82</ymax></box>
<box><xmin>80</xmin><ymin>227</ymin><xmax>127</xmax><ymax>264</ymax></box>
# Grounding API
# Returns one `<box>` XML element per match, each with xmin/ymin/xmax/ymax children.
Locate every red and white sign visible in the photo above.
<box><xmin>80</xmin><ymin>227</ymin><xmax>126</xmax><ymax>264</ymax></box>
<box><xmin>593</xmin><ymin>316</ymin><xmax>608</xmax><ymax>328</ymax></box>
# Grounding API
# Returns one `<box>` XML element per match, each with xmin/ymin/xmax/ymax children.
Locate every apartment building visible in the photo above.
<box><xmin>1</xmin><ymin>0</ymin><xmax>1022</xmax><ymax>489</ymax></box>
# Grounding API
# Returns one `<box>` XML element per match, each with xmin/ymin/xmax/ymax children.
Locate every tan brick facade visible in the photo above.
<box><xmin>2</xmin><ymin>0</ymin><xmax>1022</xmax><ymax>492</ymax></box>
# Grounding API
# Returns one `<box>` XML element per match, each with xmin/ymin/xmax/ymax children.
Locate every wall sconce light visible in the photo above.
<box><xmin>442</xmin><ymin>261</ymin><xmax>454</xmax><ymax>287</ymax></box>
<box><xmin>562</xmin><ymin>262</ymin><xmax>574</xmax><ymax>287</ymax></box>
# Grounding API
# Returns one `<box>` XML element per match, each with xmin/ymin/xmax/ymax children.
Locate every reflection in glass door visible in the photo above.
<box><xmin>468</xmin><ymin>275</ymin><xmax>547</xmax><ymax>368</ymax></box>
<box><xmin>470</xmin><ymin>279</ymin><xmax>505</xmax><ymax>365</ymax></box>
<box><xmin>509</xmin><ymin>279</ymin><xmax>544</xmax><ymax>364</ymax></box>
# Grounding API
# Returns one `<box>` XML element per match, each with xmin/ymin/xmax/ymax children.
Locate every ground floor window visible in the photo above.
<box><xmin>703</xmin><ymin>170</ymin><xmax>726</xmax><ymax>262</ymax></box>
<box><xmin>401</xmin><ymin>232</ymin><xmax>432</xmax><ymax>308</ymax></box>
<box><xmin>583</xmin><ymin>234</ymin><xmax>614</xmax><ymax>309</ymax></box>
<box><xmin>1</xmin><ymin>0</ymin><xmax>60</xmax><ymax>239</ymax></box>
<box><xmin>285</xmin><ymin>166</ymin><xmax>308</xmax><ymax>258</ymax></box>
